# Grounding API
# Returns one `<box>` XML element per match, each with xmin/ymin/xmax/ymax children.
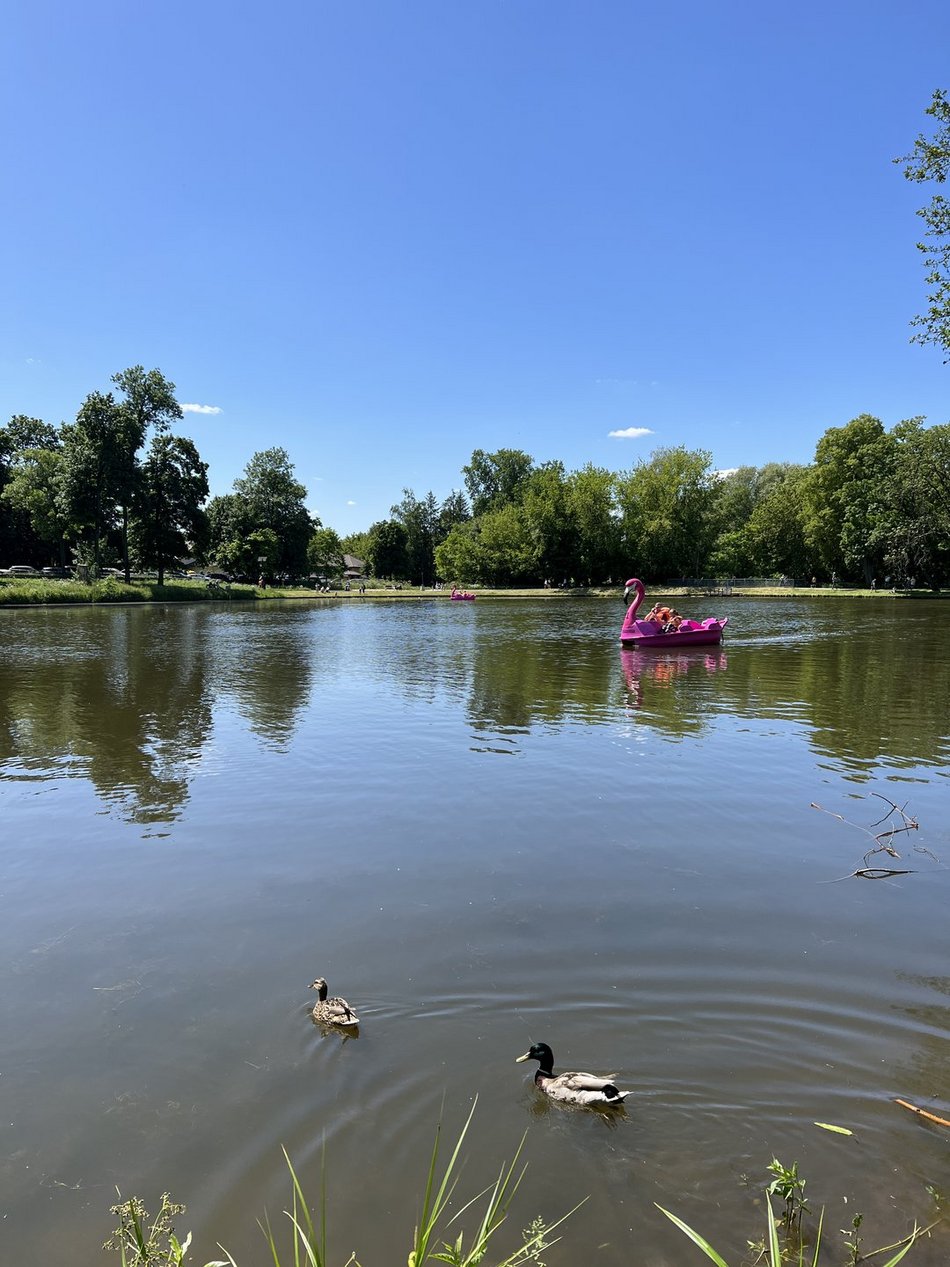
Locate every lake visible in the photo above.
<box><xmin>1</xmin><ymin>594</ymin><xmax>948</xmax><ymax>1265</ymax></box>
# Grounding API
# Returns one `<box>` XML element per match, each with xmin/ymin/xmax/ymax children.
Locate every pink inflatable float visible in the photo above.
<box><xmin>620</xmin><ymin>577</ymin><xmax>727</xmax><ymax>647</ymax></box>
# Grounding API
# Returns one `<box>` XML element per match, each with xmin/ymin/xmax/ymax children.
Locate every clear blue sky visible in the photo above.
<box><xmin>2</xmin><ymin>1</ymin><xmax>948</xmax><ymax>536</ymax></box>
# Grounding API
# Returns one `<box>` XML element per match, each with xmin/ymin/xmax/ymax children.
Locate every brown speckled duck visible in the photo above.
<box><xmin>310</xmin><ymin>977</ymin><xmax>360</xmax><ymax>1028</ymax></box>
<box><xmin>516</xmin><ymin>1042</ymin><xmax>629</xmax><ymax>1106</ymax></box>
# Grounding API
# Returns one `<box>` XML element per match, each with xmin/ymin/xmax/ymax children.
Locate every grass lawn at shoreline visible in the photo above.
<box><xmin>0</xmin><ymin>578</ymin><xmax>945</xmax><ymax>607</ymax></box>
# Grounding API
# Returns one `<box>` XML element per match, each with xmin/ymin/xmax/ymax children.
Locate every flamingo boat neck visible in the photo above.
<box><xmin>620</xmin><ymin>577</ymin><xmax>727</xmax><ymax>647</ymax></box>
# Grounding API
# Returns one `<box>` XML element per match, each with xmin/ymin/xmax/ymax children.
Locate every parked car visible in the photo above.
<box><xmin>5</xmin><ymin>565</ymin><xmax>39</xmax><ymax>577</ymax></box>
<box><xmin>42</xmin><ymin>567</ymin><xmax>72</xmax><ymax>579</ymax></box>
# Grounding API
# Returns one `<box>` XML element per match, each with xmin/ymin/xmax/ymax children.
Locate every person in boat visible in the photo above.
<box><xmin>664</xmin><ymin>609</ymin><xmax>683</xmax><ymax>632</ymax></box>
<box><xmin>646</xmin><ymin>602</ymin><xmax>673</xmax><ymax>627</ymax></box>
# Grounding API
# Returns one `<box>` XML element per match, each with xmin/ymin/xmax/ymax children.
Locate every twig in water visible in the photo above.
<box><xmin>895</xmin><ymin>1098</ymin><xmax>950</xmax><ymax>1130</ymax></box>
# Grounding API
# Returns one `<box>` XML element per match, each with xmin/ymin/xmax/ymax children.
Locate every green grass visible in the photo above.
<box><xmin>104</xmin><ymin>1101</ymin><xmax>579</xmax><ymax>1267</ymax></box>
<box><xmin>0</xmin><ymin>577</ymin><xmax>270</xmax><ymax>605</ymax></box>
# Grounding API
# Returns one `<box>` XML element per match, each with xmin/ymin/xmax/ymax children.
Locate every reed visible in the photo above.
<box><xmin>105</xmin><ymin>1101</ymin><xmax>577</xmax><ymax>1267</ymax></box>
<box><xmin>657</xmin><ymin>1187</ymin><xmax>929</xmax><ymax>1266</ymax></box>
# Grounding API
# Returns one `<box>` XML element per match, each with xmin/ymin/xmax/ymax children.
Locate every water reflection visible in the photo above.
<box><xmin>0</xmin><ymin>607</ymin><xmax>213</xmax><ymax>823</ymax></box>
<box><xmin>621</xmin><ymin>646</ymin><xmax>728</xmax><ymax>722</ymax></box>
<box><xmin>0</xmin><ymin>598</ymin><xmax>948</xmax><ymax>822</ymax></box>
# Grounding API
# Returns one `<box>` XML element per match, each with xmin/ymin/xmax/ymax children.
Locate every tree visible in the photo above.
<box><xmin>435</xmin><ymin>519</ymin><xmax>482</xmax><ymax>583</ymax></box>
<box><xmin>744</xmin><ymin>465</ymin><xmax>813</xmax><ymax>578</ymax></box>
<box><xmin>233</xmin><ymin>448</ymin><xmax>314</xmax><ymax>576</ymax></box>
<box><xmin>462</xmin><ymin>449</ymin><xmax>535</xmax><ymax>516</ymax></box>
<box><xmin>217</xmin><ymin>527</ymin><xmax>279</xmax><ymax>580</ymax></box>
<box><xmin>437</xmin><ymin>489</ymin><xmax>470</xmax><ymax>539</ymax></box>
<box><xmin>308</xmin><ymin>527</ymin><xmax>344</xmax><ymax>577</ymax></box>
<box><xmin>885</xmin><ymin>417</ymin><xmax>950</xmax><ymax>585</ymax></box>
<box><xmin>519</xmin><ymin>461</ymin><xmax>576</xmax><ymax>583</ymax></box>
<box><xmin>0</xmin><ymin>415</ymin><xmax>61</xmax><ymax>565</ymax></box>
<box><xmin>1</xmin><ymin>447</ymin><xmax>71</xmax><ymax>566</ymax></box>
<box><xmin>803</xmin><ymin>415</ymin><xmax>897</xmax><ymax>581</ymax></box>
<box><xmin>340</xmin><ymin>529</ymin><xmax>372</xmax><ymax>566</ymax></box>
<box><xmin>616</xmin><ymin>446</ymin><xmax>716</xmax><ymax>579</ymax></box>
<box><xmin>111</xmin><ymin>367</ymin><xmax>184</xmax><ymax>581</ymax></box>
<box><xmin>391</xmin><ymin>489</ymin><xmax>440</xmax><ymax>585</ymax></box>
<box><xmin>567</xmin><ymin>465</ymin><xmax>622</xmax><ymax>582</ymax></box>
<box><xmin>367</xmin><ymin>518</ymin><xmax>409</xmax><ymax>580</ymax></box>
<box><xmin>132</xmin><ymin>435</ymin><xmax>209</xmax><ymax>584</ymax></box>
<box><xmin>897</xmin><ymin>89</ymin><xmax>950</xmax><ymax>359</ymax></box>
<box><xmin>58</xmin><ymin>392</ymin><xmax>124</xmax><ymax>571</ymax></box>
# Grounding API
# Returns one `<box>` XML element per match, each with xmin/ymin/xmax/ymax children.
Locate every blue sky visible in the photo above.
<box><xmin>2</xmin><ymin>1</ymin><xmax>948</xmax><ymax>536</ymax></box>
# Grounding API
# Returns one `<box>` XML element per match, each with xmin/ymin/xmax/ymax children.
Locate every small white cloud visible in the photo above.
<box><xmin>346</xmin><ymin>500</ymin><xmax>356</xmax><ymax>506</ymax></box>
<box><xmin>714</xmin><ymin>468</ymin><xmax>739</xmax><ymax>480</ymax></box>
<box><xmin>608</xmin><ymin>426</ymin><xmax>654</xmax><ymax>439</ymax></box>
<box><xmin>181</xmin><ymin>402</ymin><xmax>222</xmax><ymax>415</ymax></box>
<box><xmin>25</xmin><ymin>357</ymin><xmax>42</xmax><ymax>366</ymax></box>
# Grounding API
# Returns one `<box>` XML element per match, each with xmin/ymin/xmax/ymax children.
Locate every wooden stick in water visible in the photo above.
<box><xmin>894</xmin><ymin>1098</ymin><xmax>950</xmax><ymax>1129</ymax></box>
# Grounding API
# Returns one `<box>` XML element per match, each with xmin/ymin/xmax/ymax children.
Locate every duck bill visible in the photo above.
<box><xmin>515</xmin><ymin>1051</ymin><xmax>531</xmax><ymax>1063</ymax></box>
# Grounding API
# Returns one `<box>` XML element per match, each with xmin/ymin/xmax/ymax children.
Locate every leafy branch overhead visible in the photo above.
<box><xmin>897</xmin><ymin>89</ymin><xmax>950</xmax><ymax>360</ymax></box>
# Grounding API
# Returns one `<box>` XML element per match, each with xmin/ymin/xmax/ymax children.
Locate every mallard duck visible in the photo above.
<box><xmin>516</xmin><ymin>1042</ymin><xmax>629</xmax><ymax>1107</ymax></box>
<box><xmin>309</xmin><ymin>977</ymin><xmax>360</xmax><ymax>1028</ymax></box>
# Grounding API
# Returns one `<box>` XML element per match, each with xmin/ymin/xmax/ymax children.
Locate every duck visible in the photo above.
<box><xmin>516</xmin><ymin>1042</ymin><xmax>629</xmax><ymax>1107</ymax></box>
<box><xmin>309</xmin><ymin>977</ymin><xmax>360</xmax><ymax>1028</ymax></box>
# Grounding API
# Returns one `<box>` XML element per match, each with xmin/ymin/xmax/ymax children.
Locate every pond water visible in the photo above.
<box><xmin>1</xmin><ymin>595</ymin><xmax>949</xmax><ymax>1266</ymax></box>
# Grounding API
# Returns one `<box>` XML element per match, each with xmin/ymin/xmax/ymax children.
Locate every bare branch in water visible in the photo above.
<box><xmin>811</xmin><ymin>796</ymin><xmax>933</xmax><ymax>880</ymax></box>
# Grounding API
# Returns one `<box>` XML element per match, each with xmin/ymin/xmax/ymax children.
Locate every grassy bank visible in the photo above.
<box><xmin>1</xmin><ymin>577</ymin><xmax>945</xmax><ymax>607</ymax></box>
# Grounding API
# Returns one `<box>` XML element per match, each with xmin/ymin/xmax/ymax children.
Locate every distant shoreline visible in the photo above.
<box><xmin>1</xmin><ymin>580</ymin><xmax>946</xmax><ymax>609</ymax></box>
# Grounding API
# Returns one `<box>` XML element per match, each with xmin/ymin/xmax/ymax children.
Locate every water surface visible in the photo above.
<box><xmin>1</xmin><ymin>595</ymin><xmax>949</xmax><ymax>1265</ymax></box>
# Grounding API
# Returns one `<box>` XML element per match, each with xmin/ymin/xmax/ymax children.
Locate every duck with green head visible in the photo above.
<box><xmin>516</xmin><ymin>1042</ymin><xmax>629</xmax><ymax>1107</ymax></box>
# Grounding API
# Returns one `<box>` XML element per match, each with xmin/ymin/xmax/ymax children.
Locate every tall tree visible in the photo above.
<box><xmin>58</xmin><ymin>392</ymin><xmax>123</xmax><ymax>571</ymax></box>
<box><xmin>520</xmin><ymin>461</ymin><xmax>577</xmax><ymax>583</ymax></box>
<box><xmin>803</xmin><ymin>415</ymin><xmax>897</xmax><ymax>581</ymax></box>
<box><xmin>462</xmin><ymin>449</ymin><xmax>535</xmax><ymax>516</ymax></box>
<box><xmin>897</xmin><ymin>89</ymin><xmax>950</xmax><ymax>360</ymax></box>
<box><xmin>567</xmin><ymin>464</ymin><xmax>621</xmax><ymax>582</ymax></box>
<box><xmin>616</xmin><ymin>446</ymin><xmax>716</xmax><ymax>579</ymax></box>
<box><xmin>367</xmin><ymin>518</ymin><xmax>409</xmax><ymax>579</ymax></box>
<box><xmin>0</xmin><ymin>416</ymin><xmax>61</xmax><ymax>564</ymax></box>
<box><xmin>308</xmin><ymin>527</ymin><xmax>344</xmax><ymax>578</ymax></box>
<box><xmin>111</xmin><ymin>367</ymin><xmax>184</xmax><ymax>581</ymax></box>
<box><xmin>885</xmin><ymin>417</ymin><xmax>950</xmax><ymax>585</ymax></box>
<box><xmin>233</xmin><ymin>447</ymin><xmax>314</xmax><ymax>576</ymax></box>
<box><xmin>132</xmin><ymin>435</ymin><xmax>209</xmax><ymax>584</ymax></box>
<box><xmin>1</xmin><ymin>447</ymin><xmax>71</xmax><ymax>567</ymax></box>
<box><xmin>391</xmin><ymin>488</ymin><xmax>440</xmax><ymax>585</ymax></box>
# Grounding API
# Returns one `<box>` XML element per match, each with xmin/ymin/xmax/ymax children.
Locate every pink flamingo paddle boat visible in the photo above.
<box><xmin>450</xmin><ymin>587</ymin><xmax>476</xmax><ymax>601</ymax></box>
<box><xmin>620</xmin><ymin>577</ymin><xmax>727</xmax><ymax>647</ymax></box>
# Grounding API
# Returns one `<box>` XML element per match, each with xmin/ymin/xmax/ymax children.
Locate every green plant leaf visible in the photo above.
<box><xmin>813</xmin><ymin>1122</ymin><xmax>853</xmax><ymax>1135</ymax></box>
<box><xmin>655</xmin><ymin>1204</ymin><xmax>731</xmax><ymax>1266</ymax></box>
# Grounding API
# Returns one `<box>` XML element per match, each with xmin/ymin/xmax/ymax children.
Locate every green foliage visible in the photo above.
<box><xmin>132</xmin><ymin>435</ymin><xmax>209</xmax><ymax>584</ymax></box>
<box><xmin>1</xmin><ymin>445</ymin><xmax>70</xmax><ymax>560</ymax></box>
<box><xmin>616</xmin><ymin>446</ymin><xmax>716</xmax><ymax>578</ymax></box>
<box><xmin>308</xmin><ymin>526</ymin><xmax>344</xmax><ymax>576</ymax></box>
<box><xmin>766</xmin><ymin>1157</ymin><xmax>809</xmax><ymax>1227</ymax></box>
<box><xmin>463</xmin><ymin>449</ymin><xmax>535</xmax><ymax>517</ymax></box>
<box><xmin>368</xmin><ymin>516</ymin><xmax>410</xmax><ymax>579</ymax></box>
<box><xmin>103</xmin><ymin>1191</ymin><xmax>196</xmax><ymax>1267</ymax></box>
<box><xmin>659</xmin><ymin>1192</ymin><xmax>922</xmax><ymax>1267</ymax></box>
<box><xmin>105</xmin><ymin>1106</ymin><xmax>576</xmax><ymax>1267</ymax></box>
<box><xmin>232</xmin><ymin>447</ymin><xmax>314</xmax><ymax>576</ymax></box>
<box><xmin>896</xmin><ymin>89</ymin><xmax>950</xmax><ymax>359</ymax></box>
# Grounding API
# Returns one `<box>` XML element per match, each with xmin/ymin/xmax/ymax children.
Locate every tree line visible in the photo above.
<box><xmin>2</xmin><ymin>367</ymin><xmax>948</xmax><ymax>589</ymax></box>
